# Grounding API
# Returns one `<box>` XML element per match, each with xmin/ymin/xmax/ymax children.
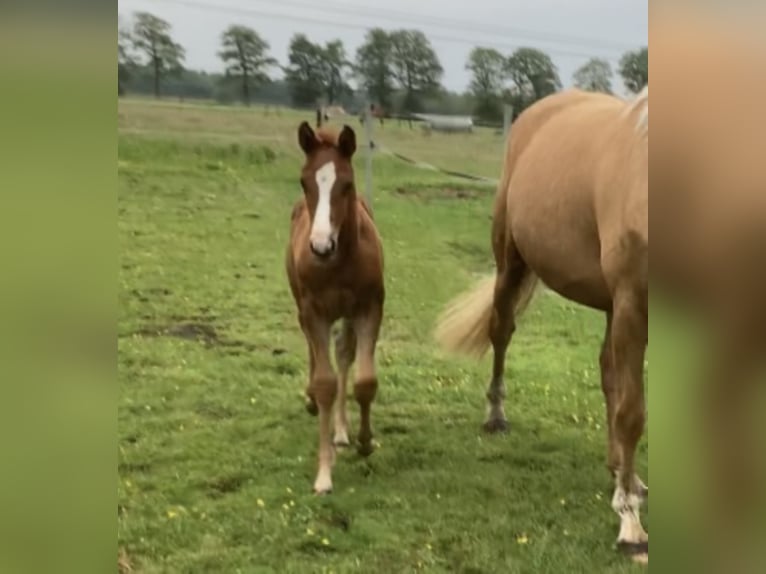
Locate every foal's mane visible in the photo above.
<box><xmin>314</xmin><ymin>126</ymin><xmax>341</xmax><ymax>148</ymax></box>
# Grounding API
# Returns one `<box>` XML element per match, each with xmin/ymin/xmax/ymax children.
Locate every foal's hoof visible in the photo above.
<box><xmin>357</xmin><ymin>441</ymin><xmax>374</xmax><ymax>457</ymax></box>
<box><xmin>482</xmin><ymin>418</ymin><xmax>509</xmax><ymax>434</ymax></box>
<box><xmin>333</xmin><ymin>436</ymin><xmax>351</xmax><ymax>448</ymax></box>
<box><xmin>634</xmin><ymin>476</ymin><xmax>649</xmax><ymax>501</ymax></box>
<box><xmin>617</xmin><ymin>541</ymin><xmax>648</xmax><ymax>565</ymax></box>
<box><xmin>305</xmin><ymin>397</ymin><xmax>318</xmax><ymax>416</ymax></box>
<box><xmin>313</xmin><ymin>486</ymin><xmax>332</xmax><ymax>496</ymax></box>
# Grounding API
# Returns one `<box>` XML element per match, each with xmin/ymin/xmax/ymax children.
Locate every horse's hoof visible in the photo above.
<box><xmin>357</xmin><ymin>441</ymin><xmax>374</xmax><ymax>457</ymax></box>
<box><xmin>305</xmin><ymin>399</ymin><xmax>318</xmax><ymax>416</ymax></box>
<box><xmin>313</xmin><ymin>487</ymin><xmax>332</xmax><ymax>496</ymax></box>
<box><xmin>482</xmin><ymin>418</ymin><xmax>509</xmax><ymax>434</ymax></box>
<box><xmin>617</xmin><ymin>540</ymin><xmax>648</xmax><ymax>564</ymax></box>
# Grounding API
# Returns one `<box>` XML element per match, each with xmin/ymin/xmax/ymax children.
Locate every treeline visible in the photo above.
<box><xmin>118</xmin><ymin>12</ymin><xmax>648</xmax><ymax>122</ymax></box>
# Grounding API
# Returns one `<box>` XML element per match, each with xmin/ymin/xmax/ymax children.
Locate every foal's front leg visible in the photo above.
<box><xmin>299</xmin><ymin>314</ymin><xmax>318</xmax><ymax>416</ymax></box>
<box><xmin>304</xmin><ymin>313</ymin><xmax>337</xmax><ymax>494</ymax></box>
<box><xmin>354</xmin><ymin>303</ymin><xmax>382</xmax><ymax>457</ymax></box>
<box><xmin>333</xmin><ymin>320</ymin><xmax>356</xmax><ymax>447</ymax></box>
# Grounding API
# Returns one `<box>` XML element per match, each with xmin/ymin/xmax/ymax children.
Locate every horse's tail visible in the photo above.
<box><xmin>434</xmin><ymin>112</ymin><xmax>540</xmax><ymax>358</ymax></box>
<box><xmin>434</xmin><ymin>271</ymin><xmax>538</xmax><ymax>358</ymax></box>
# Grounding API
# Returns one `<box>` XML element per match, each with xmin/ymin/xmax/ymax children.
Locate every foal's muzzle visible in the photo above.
<box><xmin>310</xmin><ymin>238</ymin><xmax>336</xmax><ymax>259</ymax></box>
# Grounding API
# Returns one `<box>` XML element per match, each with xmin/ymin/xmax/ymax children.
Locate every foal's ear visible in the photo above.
<box><xmin>337</xmin><ymin>125</ymin><xmax>356</xmax><ymax>158</ymax></box>
<box><xmin>298</xmin><ymin>121</ymin><xmax>318</xmax><ymax>155</ymax></box>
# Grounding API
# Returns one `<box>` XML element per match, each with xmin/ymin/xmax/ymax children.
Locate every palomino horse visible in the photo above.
<box><xmin>435</xmin><ymin>88</ymin><xmax>649</xmax><ymax>562</ymax></box>
<box><xmin>286</xmin><ymin>122</ymin><xmax>385</xmax><ymax>494</ymax></box>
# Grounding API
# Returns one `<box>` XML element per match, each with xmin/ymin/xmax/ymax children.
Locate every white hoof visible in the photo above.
<box><xmin>333</xmin><ymin>429</ymin><xmax>350</xmax><ymax>447</ymax></box>
<box><xmin>313</xmin><ymin>477</ymin><xmax>333</xmax><ymax>495</ymax></box>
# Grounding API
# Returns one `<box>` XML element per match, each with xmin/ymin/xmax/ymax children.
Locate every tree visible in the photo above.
<box><xmin>618</xmin><ymin>47</ymin><xmax>648</xmax><ymax>93</ymax></box>
<box><xmin>284</xmin><ymin>34</ymin><xmax>326</xmax><ymax>107</ymax></box>
<box><xmin>131</xmin><ymin>12</ymin><xmax>185</xmax><ymax>98</ymax></box>
<box><xmin>354</xmin><ymin>28</ymin><xmax>395</xmax><ymax>109</ymax></box>
<box><xmin>284</xmin><ymin>35</ymin><xmax>351</xmax><ymax>107</ymax></box>
<box><xmin>219</xmin><ymin>25</ymin><xmax>276</xmax><ymax>106</ymax></box>
<box><xmin>322</xmin><ymin>40</ymin><xmax>352</xmax><ymax>105</ymax></box>
<box><xmin>389</xmin><ymin>30</ymin><xmax>443</xmax><ymax>115</ymax></box>
<box><xmin>466</xmin><ymin>47</ymin><xmax>507</xmax><ymax>121</ymax></box>
<box><xmin>118</xmin><ymin>18</ymin><xmax>136</xmax><ymax>96</ymax></box>
<box><xmin>573</xmin><ymin>57</ymin><xmax>613</xmax><ymax>94</ymax></box>
<box><xmin>505</xmin><ymin>47</ymin><xmax>562</xmax><ymax>113</ymax></box>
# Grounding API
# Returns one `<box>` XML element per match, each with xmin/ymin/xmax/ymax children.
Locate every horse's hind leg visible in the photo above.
<box><xmin>484</xmin><ymin>242</ymin><xmax>529</xmax><ymax>433</ymax></box>
<box><xmin>600</xmin><ymin>312</ymin><xmax>619</xmax><ymax>471</ymax></box>
<box><xmin>333</xmin><ymin>320</ymin><xmax>356</xmax><ymax>447</ymax></box>
<box><xmin>601</xmin><ymin>311</ymin><xmax>648</xmax><ymax>500</ymax></box>
<box><xmin>354</xmin><ymin>302</ymin><xmax>382</xmax><ymax>456</ymax></box>
<box><xmin>609</xmin><ymin>290</ymin><xmax>648</xmax><ymax>562</ymax></box>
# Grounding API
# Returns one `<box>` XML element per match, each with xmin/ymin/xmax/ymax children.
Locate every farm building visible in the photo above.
<box><xmin>413</xmin><ymin>113</ymin><xmax>474</xmax><ymax>133</ymax></box>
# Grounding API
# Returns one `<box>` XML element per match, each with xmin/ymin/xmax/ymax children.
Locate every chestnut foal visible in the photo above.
<box><xmin>286</xmin><ymin>122</ymin><xmax>385</xmax><ymax>494</ymax></box>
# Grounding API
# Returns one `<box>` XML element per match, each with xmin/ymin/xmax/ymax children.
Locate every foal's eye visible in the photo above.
<box><xmin>342</xmin><ymin>182</ymin><xmax>353</xmax><ymax>194</ymax></box>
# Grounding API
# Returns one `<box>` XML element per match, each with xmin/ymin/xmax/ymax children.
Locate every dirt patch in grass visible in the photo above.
<box><xmin>118</xmin><ymin>461</ymin><xmax>152</xmax><ymax>473</ymax></box>
<box><xmin>324</xmin><ymin>511</ymin><xmax>352</xmax><ymax>532</ymax></box>
<box><xmin>380</xmin><ymin>424</ymin><xmax>409</xmax><ymax>435</ymax></box>
<box><xmin>129</xmin><ymin>318</ymin><xmax>261</xmax><ymax>355</ymax></box>
<box><xmin>205</xmin><ymin>473</ymin><xmax>248</xmax><ymax>498</ymax></box>
<box><xmin>394</xmin><ymin>186</ymin><xmax>481</xmax><ymax>201</ymax></box>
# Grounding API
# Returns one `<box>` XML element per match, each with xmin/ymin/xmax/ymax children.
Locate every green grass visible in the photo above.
<box><xmin>118</xmin><ymin>99</ymin><xmax>647</xmax><ymax>573</ymax></box>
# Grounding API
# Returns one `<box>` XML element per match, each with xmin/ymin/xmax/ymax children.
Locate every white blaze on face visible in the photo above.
<box><xmin>310</xmin><ymin>161</ymin><xmax>338</xmax><ymax>254</ymax></box>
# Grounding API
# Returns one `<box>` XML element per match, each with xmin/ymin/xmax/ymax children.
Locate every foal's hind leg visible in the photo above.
<box><xmin>484</xmin><ymin>245</ymin><xmax>529</xmax><ymax>433</ymax></box>
<box><xmin>354</xmin><ymin>302</ymin><xmax>382</xmax><ymax>456</ymax></box>
<box><xmin>333</xmin><ymin>320</ymin><xmax>356</xmax><ymax>447</ymax></box>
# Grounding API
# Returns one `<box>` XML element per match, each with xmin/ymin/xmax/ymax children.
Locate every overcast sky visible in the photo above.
<box><xmin>118</xmin><ymin>0</ymin><xmax>647</xmax><ymax>95</ymax></box>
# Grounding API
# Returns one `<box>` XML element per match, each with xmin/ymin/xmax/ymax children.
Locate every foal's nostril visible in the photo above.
<box><xmin>310</xmin><ymin>239</ymin><xmax>336</xmax><ymax>258</ymax></box>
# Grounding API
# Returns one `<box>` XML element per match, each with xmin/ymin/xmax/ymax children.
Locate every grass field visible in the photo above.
<box><xmin>118</xmin><ymin>98</ymin><xmax>647</xmax><ymax>573</ymax></box>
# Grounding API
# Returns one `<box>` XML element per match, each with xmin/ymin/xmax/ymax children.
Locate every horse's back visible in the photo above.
<box><xmin>493</xmin><ymin>90</ymin><xmax>624</xmax><ymax>235</ymax></box>
<box><xmin>501</xmin><ymin>90</ymin><xmax>644</xmax><ymax>310</ymax></box>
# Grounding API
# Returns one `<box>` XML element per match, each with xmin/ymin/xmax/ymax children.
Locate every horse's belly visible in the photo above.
<box><xmin>515</xmin><ymin>229</ymin><xmax>612</xmax><ymax>311</ymax></box>
<box><xmin>536</xmin><ymin>269</ymin><xmax>612</xmax><ymax>311</ymax></box>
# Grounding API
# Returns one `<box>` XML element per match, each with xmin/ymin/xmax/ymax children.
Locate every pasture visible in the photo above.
<box><xmin>118</xmin><ymin>99</ymin><xmax>647</xmax><ymax>573</ymax></box>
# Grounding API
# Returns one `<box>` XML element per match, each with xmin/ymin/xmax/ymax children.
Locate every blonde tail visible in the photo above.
<box><xmin>434</xmin><ymin>272</ymin><xmax>538</xmax><ymax>358</ymax></box>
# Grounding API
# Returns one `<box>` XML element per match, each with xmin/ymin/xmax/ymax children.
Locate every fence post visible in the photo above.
<box><xmin>364</xmin><ymin>101</ymin><xmax>374</xmax><ymax>209</ymax></box>
<box><xmin>503</xmin><ymin>105</ymin><xmax>513</xmax><ymax>140</ymax></box>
